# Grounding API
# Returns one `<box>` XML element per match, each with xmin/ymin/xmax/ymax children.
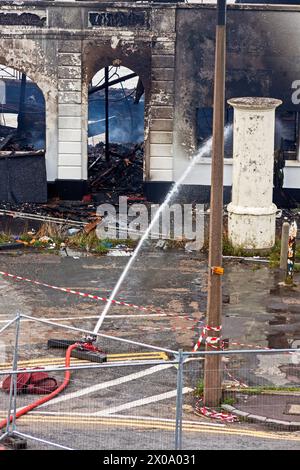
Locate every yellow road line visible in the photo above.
<box><xmin>109</xmin><ymin>352</ymin><xmax>168</xmax><ymax>358</ymax></box>
<box><xmin>15</xmin><ymin>415</ymin><xmax>300</xmax><ymax>442</ymax></box>
<box><xmin>0</xmin><ymin>352</ymin><xmax>169</xmax><ymax>369</ymax></box>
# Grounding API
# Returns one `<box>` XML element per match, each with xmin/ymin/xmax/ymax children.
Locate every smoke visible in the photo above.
<box><xmin>88</xmin><ymin>91</ymin><xmax>145</xmax><ymax>145</ymax></box>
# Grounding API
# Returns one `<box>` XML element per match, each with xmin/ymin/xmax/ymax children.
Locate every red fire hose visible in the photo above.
<box><xmin>0</xmin><ymin>344</ymin><xmax>77</xmax><ymax>431</ymax></box>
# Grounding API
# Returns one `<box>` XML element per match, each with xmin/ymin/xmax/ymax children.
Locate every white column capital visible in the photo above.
<box><xmin>227</xmin><ymin>97</ymin><xmax>282</xmax><ymax>111</ymax></box>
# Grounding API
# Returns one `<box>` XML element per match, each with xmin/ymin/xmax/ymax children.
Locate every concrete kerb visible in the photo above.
<box><xmin>221</xmin><ymin>404</ymin><xmax>300</xmax><ymax>431</ymax></box>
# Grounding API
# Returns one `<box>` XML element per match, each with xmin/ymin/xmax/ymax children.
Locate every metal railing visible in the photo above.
<box><xmin>0</xmin><ymin>313</ymin><xmax>300</xmax><ymax>450</ymax></box>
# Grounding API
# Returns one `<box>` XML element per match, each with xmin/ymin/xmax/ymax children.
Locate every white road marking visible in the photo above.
<box><xmin>0</xmin><ymin>313</ymin><xmax>167</xmax><ymax>324</ymax></box>
<box><xmin>39</xmin><ymin>363</ymin><xmax>174</xmax><ymax>408</ymax></box>
<box><xmin>93</xmin><ymin>387</ymin><xmax>193</xmax><ymax>416</ymax></box>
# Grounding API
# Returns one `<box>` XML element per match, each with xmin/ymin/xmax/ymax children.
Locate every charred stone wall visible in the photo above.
<box><xmin>174</xmin><ymin>4</ymin><xmax>300</xmax><ymax>189</ymax></box>
<box><xmin>0</xmin><ymin>2</ymin><xmax>300</xmax><ymax>200</ymax></box>
<box><xmin>0</xmin><ymin>1</ymin><xmax>177</xmax><ymax>193</ymax></box>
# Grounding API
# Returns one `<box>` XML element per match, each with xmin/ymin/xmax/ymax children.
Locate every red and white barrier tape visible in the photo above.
<box><xmin>0</xmin><ymin>270</ymin><xmax>204</xmax><ymax>328</ymax></box>
<box><xmin>193</xmin><ymin>325</ymin><xmax>242</xmax><ymax>422</ymax></box>
<box><xmin>224</xmin><ymin>365</ymin><xmax>248</xmax><ymax>389</ymax></box>
<box><xmin>195</xmin><ymin>398</ymin><xmax>238</xmax><ymax>423</ymax></box>
<box><xmin>193</xmin><ymin>325</ymin><xmax>222</xmax><ymax>352</ymax></box>
<box><xmin>192</xmin><ymin>327</ymin><xmax>294</xmax><ymax>421</ymax></box>
<box><xmin>230</xmin><ymin>341</ymin><xmax>270</xmax><ymax>350</ymax></box>
<box><xmin>0</xmin><ymin>271</ymin><xmax>284</xmax><ymax>424</ymax></box>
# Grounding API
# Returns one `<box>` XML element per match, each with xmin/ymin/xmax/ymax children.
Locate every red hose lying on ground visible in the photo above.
<box><xmin>0</xmin><ymin>344</ymin><xmax>77</xmax><ymax>431</ymax></box>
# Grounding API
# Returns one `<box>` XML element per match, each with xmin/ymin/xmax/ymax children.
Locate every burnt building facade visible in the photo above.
<box><xmin>0</xmin><ymin>1</ymin><xmax>300</xmax><ymax>202</ymax></box>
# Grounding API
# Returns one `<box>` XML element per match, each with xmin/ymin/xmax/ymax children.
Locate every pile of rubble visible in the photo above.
<box><xmin>88</xmin><ymin>142</ymin><xmax>144</xmax><ymax>197</ymax></box>
<box><xmin>0</xmin><ymin>127</ymin><xmax>43</xmax><ymax>152</ymax></box>
<box><xmin>0</xmin><ymin>200</ymin><xmax>99</xmax><ymax>226</ymax></box>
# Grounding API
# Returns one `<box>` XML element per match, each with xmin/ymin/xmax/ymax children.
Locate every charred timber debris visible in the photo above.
<box><xmin>88</xmin><ymin>142</ymin><xmax>144</xmax><ymax>198</ymax></box>
<box><xmin>0</xmin><ymin>142</ymin><xmax>145</xmax><ymax>226</ymax></box>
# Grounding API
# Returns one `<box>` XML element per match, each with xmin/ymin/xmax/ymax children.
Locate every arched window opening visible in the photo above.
<box><xmin>88</xmin><ymin>65</ymin><xmax>145</xmax><ymax>200</ymax></box>
<box><xmin>0</xmin><ymin>65</ymin><xmax>47</xmax><ymax>203</ymax></box>
<box><xmin>0</xmin><ymin>66</ymin><xmax>45</xmax><ymax>151</ymax></box>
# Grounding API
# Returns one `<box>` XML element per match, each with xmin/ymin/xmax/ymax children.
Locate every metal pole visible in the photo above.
<box><xmin>17</xmin><ymin>73</ymin><xmax>26</xmax><ymax>135</ymax></box>
<box><xmin>204</xmin><ymin>0</ymin><xmax>227</xmax><ymax>407</ymax></box>
<box><xmin>105</xmin><ymin>66</ymin><xmax>110</xmax><ymax>162</ymax></box>
<box><xmin>280</xmin><ymin>220</ymin><xmax>290</xmax><ymax>270</ymax></box>
<box><xmin>11</xmin><ymin>313</ymin><xmax>21</xmax><ymax>432</ymax></box>
<box><xmin>175</xmin><ymin>350</ymin><xmax>184</xmax><ymax>450</ymax></box>
<box><xmin>285</xmin><ymin>221</ymin><xmax>297</xmax><ymax>285</ymax></box>
<box><xmin>89</xmin><ymin>72</ymin><xmax>137</xmax><ymax>96</ymax></box>
<box><xmin>20</xmin><ymin>313</ymin><xmax>177</xmax><ymax>355</ymax></box>
<box><xmin>6</xmin><ymin>312</ymin><xmax>21</xmax><ymax>434</ymax></box>
<box><xmin>0</xmin><ymin>316</ymin><xmax>18</xmax><ymax>335</ymax></box>
<box><xmin>13</xmin><ymin>431</ymin><xmax>74</xmax><ymax>451</ymax></box>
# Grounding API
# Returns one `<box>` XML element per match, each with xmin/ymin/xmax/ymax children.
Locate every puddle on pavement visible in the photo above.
<box><xmin>221</xmin><ymin>263</ymin><xmax>300</xmax><ymax>387</ymax></box>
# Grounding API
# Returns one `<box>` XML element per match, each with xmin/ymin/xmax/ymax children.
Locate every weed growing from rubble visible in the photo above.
<box><xmin>221</xmin><ymin>397</ymin><xmax>236</xmax><ymax>406</ymax></box>
<box><xmin>222</xmin><ymin>235</ymin><xmax>271</xmax><ymax>258</ymax></box>
<box><xmin>68</xmin><ymin>231</ymin><xmax>98</xmax><ymax>250</ymax></box>
<box><xmin>231</xmin><ymin>385</ymin><xmax>300</xmax><ymax>395</ymax></box>
<box><xmin>36</xmin><ymin>222</ymin><xmax>65</xmax><ymax>241</ymax></box>
<box><xmin>0</xmin><ymin>232</ymin><xmax>12</xmax><ymax>244</ymax></box>
<box><xmin>93</xmin><ymin>244</ymin><xmax>110</xmax><ymax>255</ymax></box>
<box><xmin>269</xmin><ymin>239</ymin><xmax>300</xmax><ymax>271</ymax></box>
<box><xmin>268</xmin><ymin>239</ymin><xmax>281</xmax><ymax>268</ymax></box>
<box><xmin>195</xmin><ymin>383</ymin><xmax>300</xmax><ymax>400</ymax></box>
<box><xmin>194</xmin><ymin>380</ymin><xmax>204</xmax><ymax>397</ymax></box>
<box><xmin>0</xmin><ymin>222</ymin><xmax>137</xmax><ymax>255</ymax></box>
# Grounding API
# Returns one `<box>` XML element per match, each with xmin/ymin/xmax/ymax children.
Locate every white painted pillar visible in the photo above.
<box><xmin>57</xmin><ymin>42</ymin><xmax>83</xmax><ymax>181</ymax></box>
<box><xmin>227</xmin><ymin>97</ymin><xmax>282</xmax><ymax>250</ymax></box>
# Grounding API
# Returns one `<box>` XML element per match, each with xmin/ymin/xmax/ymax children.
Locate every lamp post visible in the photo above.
<box><xmin>105</xmin><ymin>66</ymin><xmax>110</xmax><ymax>162</ymax></box>
<box><xmin>203</xmin><ymin>0</ymin><xmax>227</xmax><ymax>407</ymax></box>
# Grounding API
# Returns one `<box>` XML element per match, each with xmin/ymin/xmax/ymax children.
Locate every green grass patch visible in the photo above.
<box><xmin>18</xmin><ymin>233</ymin><xmax>33</xmax><ymax>243</ymax></box>
<box><xmin>268</xmin><ymin>238</ymin><xmax>300</xmax><ymax>271</ymax></box>
<box><xmin>194</xmin><ymin>380</ymin><xmax>204</xmax><ymax>397</ymax></box>
<box><xmin>93</xmin><ymin>244</ymin><xmax>110</xmax><ymax>255</ymax></box>
<box><xmin>195</xmin><ymin>383</ymin><xmax>300</xmax><ymax>399</ymax></box>
<box><xmin>66</xmin><ymin>233</ymin><xmax>137</xmax><ymax>255</ymax></box>
<box><xmin>268</xmin><ymin>239</ymin><xmax>281</xmax><ymax>268</ymax></box>
<box><xmin>222</xmin><ymin>235</ymin><xmax>271</xmax><ymax>258</ymax></box>
<box><xmin>293</xmin><ymin>263</ymin><xmax>300</xmax><ymax>273</ymax></box>
<box><xmin>0</xmin><ymin>232</ymin><xmax>13</xmax><ymax>244</ymax></box>
<box><xmin>234</xmin><ymin>385</ymin><xmax>300</xmax><ymax>395</ymax></box>
<box><xmin>67</xmin><ymin>231</ymin><xmax>98</xmax><ymax>250</ymax></box>
<box><xmin>32</xmin><ymin>240</ymin><xmax>45</xmax><ymax>248</ymax></box>
<box><xmin>221</xmin><ymin>397</ymin><xmax>236</xmax><ymax>406</ymax></box>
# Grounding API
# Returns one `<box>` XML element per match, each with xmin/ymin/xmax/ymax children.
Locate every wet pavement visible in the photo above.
<box><xmin>0</xmin><ymin>248</ymin><xmax>300</xmax><ymax>449</ymax></box>
<box><xmin>1</xmin><ymin>249</ymin><xmax>299</xmax><ymax>355</ymax></box>
<box><xmin>234</xmin><ymin>393</ymin><xmax>300</xmax><ymax>424</ymax></box>
<box><xmin>0</xmin><ymin>249</ymin><xmax>207</xmax><ymax>353</ymax></box>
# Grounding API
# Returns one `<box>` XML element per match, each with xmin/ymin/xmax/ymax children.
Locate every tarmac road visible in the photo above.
<box><xmin>0</xmin><ymin>249</ymin><xmax>300</xmax><ymax>450</ymax></box>
<box><xmin>10</xmin><ymin>413</ymin><xmax>300</xmax><ymax>450</ymax></box>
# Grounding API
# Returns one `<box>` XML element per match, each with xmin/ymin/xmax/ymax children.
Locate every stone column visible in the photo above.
<box><xmin>57</xmin><ymin>41</ymin><xmax>83</xmax><ymax>181</ymax></box>
<box><xmin>227</xmin><ymin>97</ymin><xmax>282</xmax><ymax>250</ymax></box>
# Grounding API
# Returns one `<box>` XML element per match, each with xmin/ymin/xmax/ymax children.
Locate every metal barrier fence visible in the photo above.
<box><xmin>0</xmin><ymin>313</ymin><xmax>300</xmax><ymax>450</ymax></box>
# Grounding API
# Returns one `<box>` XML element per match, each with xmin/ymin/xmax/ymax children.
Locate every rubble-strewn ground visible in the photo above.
<box><xmin>88</xmin><ymin>142</ymin><xmax>144</xmax><ymax>199</ymax></box>
<box><xmin>0</xmin><ymin>245</ymin><xmax>300</xmax><ymax>449</ymax></box>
